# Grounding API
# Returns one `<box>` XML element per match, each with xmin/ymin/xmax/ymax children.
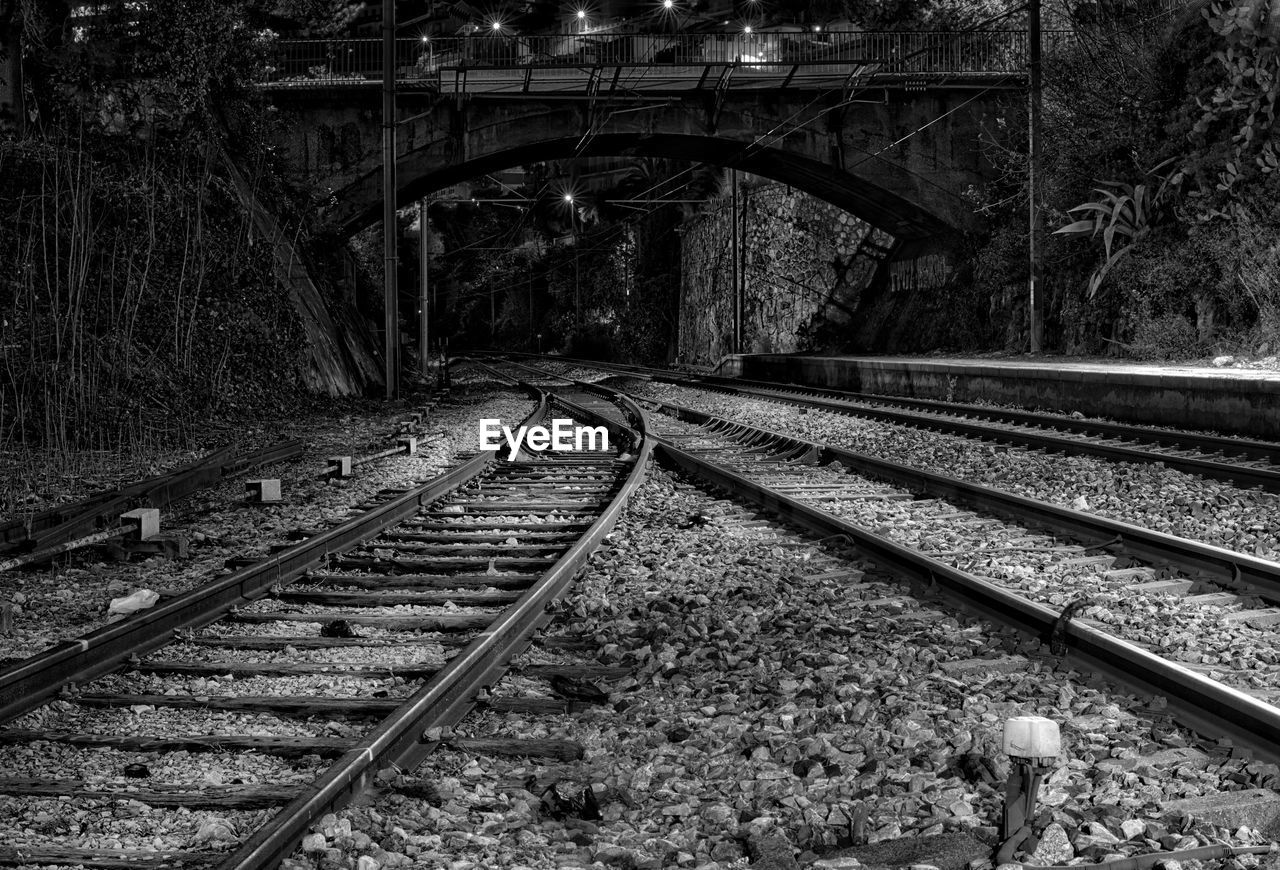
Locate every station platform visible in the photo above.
<box><xmin>713</xmin><ymin>354</ymin><xmax>1280</xmax><ymax>440</ymax></box>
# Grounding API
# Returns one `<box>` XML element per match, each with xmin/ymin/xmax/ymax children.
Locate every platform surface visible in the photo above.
<box><xmin>718</xmin><ymin>353</ymin><xmax>1280</xmax><ymax>438</ymax></box>
<box><xmin>824</xmin><ymin>353</ymin><xmax>1280</xmax><ymax>381</ymax></box>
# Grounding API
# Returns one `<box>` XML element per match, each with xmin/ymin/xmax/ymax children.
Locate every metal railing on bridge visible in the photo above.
<box><xmin>261</xmin><ymin>30</ymin><xmax>1063</xmax><ymax>92</ymax></box>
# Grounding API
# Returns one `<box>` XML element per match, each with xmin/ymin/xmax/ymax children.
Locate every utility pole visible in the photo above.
<box><xmin>381</xmin><ymin>0</ymin><xmax>399</xmax><ymax>398</ymax></box>
<box><xmin>740</xmin><ymin>175</ymin><xmax>748</xmax><ymax>353</ymax></box>
<box><xmin>418</xmin><ymin>197</ymin><xmax>430</xmax><ymax>379</ymax></box>
<box><xmin>730</xmin><ymin>169</ymin><xmax>741</xmax><ymax>355</ymax></box>
<box><xmin>1028</xmin><ymin>0</ymin><xmax>1044</xmax><ymax>353</ymax></box>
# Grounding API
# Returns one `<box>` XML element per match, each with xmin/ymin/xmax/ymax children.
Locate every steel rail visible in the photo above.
<box><xmin>500</xmin><ymin>360</ymin><xmax>1280</xmax><ymax>759</ymax></box>
<box><xmin>0</xmin><ymin>403</ymin><xmax>546</xmax><ymax>727</ymax></box>
<box><xmin>706</xmin><ymin>379</ymin><xmax>1280</xmax><ymax>465</ymax></box>
<box><xmin>492</xmin><ymin>352</ymin><xmax>1280</xmax><ymax>459</ymax></box>
<box><xmin>221</xmin><ymin>438</ymin><xmax>307</xmax><ymax>478</ymax></box>
<box><xmin>0</xmin><ymin>446</ymin><xmax>229</xmax><ymax>551</ymax></box>
<box><xmin>774</xmin><ymin>387</ymin><xmax>1280</xmax><ymax>464</ymax></box>
<box><xmin>0</xmin><ymin>439</ymin><xmax>306</xmax><ymax>554</ymax></box>
<box><xmin>219</xmin><ymin>389</ymin><xmax>652</xmax><ymax>870</ymax></box>
<box><xmin>488</xmin><ymin>353</ymin><xmax>1280</xmax><ymax>493</ymax></box>
<box><xmin>651</xmin><ymin>437</ymin><xmax>1280</xmax><ymax>763</ymax></box>
<box><xmin>463</xmin><ymin>358</ymin><xmax>527</xmax><ymax>387</ymax></box>
<box><xmin>497</xmin><ymin>354</ymin><xmax>1280</xmax><ymax>599</ymax></box>
<box><xmin>644</xmin><ymin>396</ymin><xmax>1280</xmax><ymax>602</ymax></box>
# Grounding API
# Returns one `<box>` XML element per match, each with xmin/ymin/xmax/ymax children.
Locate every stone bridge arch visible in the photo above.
<box><xmin>270</xmin><ymin>88</ymin><xmax>1012</xmax><ymax>240</ymax></box>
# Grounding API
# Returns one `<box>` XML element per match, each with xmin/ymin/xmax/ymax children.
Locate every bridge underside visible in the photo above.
<box><xmin>339</xmin><ymin>134</ymin><xmax>950</xmax><ymax>240</ymax></box>
<box><xmin>274</xmin><ymin>88</ymin><xmax>1010</xmax><ymax>241</ymax></box>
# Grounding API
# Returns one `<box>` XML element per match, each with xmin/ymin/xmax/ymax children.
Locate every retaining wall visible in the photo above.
<box><xmin>719</xmin><ymin>355</ymin><xmax>1280</xmax><ymax>439</ymax></box>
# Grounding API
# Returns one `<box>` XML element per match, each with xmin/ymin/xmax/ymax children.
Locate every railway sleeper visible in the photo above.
<box><xmin>373</xmin><ymin>531</ymin><xmax>582</xmax><ymax>544</ymax></box>
<box><xmin>427</xmin><ymin>500</ymin><xmax>611</xmax><ymax>510</ymax></box>
<box><xmin>298</xmin><ymin>571</ymin><xmax>540</xmax><ymax>590</ymax></box>
<box><xmin>0</xmin><ymin>845</ymin><xmax>210</xmax><ymax>868</ymax></box>
<box><xmin>353</xmin><ymin>542</ymin><xmax>567</xmax><ymax>556</ymax></box>
<box><xmin>0</xmin><ymin>779</ymin><xmax>297</xmax><ymax>809</ymax></box>
<box><xmin>0</xmin><ymin>730</ymin><xmax>352</xmax><ymax>758</ymax></box>
<box><xmin>187</xmin><ymin>634</ymin><xmax>468</xmax><ymax>650</ymax></box>
<box><xmin>75</xmin><ymin>693</ymin><xmax>404</xmax><ymax>718</ymax></box>
<box><xmin>272</xmin><ymin>589</ymin><xmax>524</xmax><ymax>607</ymax></box>
<box><xmin>130</xmin><ymin>661</ymin><xmax>441</xmax><ymax>679</ymax></box>
<box><xmin>331</xmin><ymin>555</ymin><xmax>560</xmax><ymax>572</ymax></box>
<box><xmin>398</xmin><ymin>520</ymin><xmax>594</xmax><ymax>532</ymax></box>
<box><xmin>226</xmin><ymin>611</ymin><xmax>495</xmax><ymax>630</ymax></box>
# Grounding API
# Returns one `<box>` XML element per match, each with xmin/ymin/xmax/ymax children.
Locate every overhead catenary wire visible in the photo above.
<box><xmin>417</xmin><ymin>13</ymin><xmax>1037</xmax><ymax>228</ymax></box>
<box><xmin>604</xmin><ymin>2</ymin><xmax>1036</xmax><ymax>205</ymax></box>
<box><xmin>423</xmin><ymin>2</ymin><xmax>1041</xmax><ymax>325</ymax></box>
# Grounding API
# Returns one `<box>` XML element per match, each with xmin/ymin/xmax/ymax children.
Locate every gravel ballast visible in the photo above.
<box><xmin>279</xmin><ymin>463</ymin><xmax>1280</xmax><ymax>870</ymax></box>
<box><xmin>0</xmin><ymin>383</ymin><xmax>534</xmax><ymax>662</ymax></box>
<box><xmin>638</xmin><ymin>411</ymin><xmax>1280</xmax><ymax>697</ymax></box>
<box><xmin>627</xmin><ymin>381</ymin><xmax>1280</xmax><ymax>562</ymax></box>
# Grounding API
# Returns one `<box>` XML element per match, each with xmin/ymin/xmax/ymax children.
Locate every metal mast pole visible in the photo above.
<box><xmin>1028</xmin><ymin>0</ymin><xmax>1044</xmax><ymax>353</ymax></box>
<box><xmin>740</xmin><ymin>175</ymin><xmax>748</xmax><ymax>352</ymax></box>
<box><xmin>382</xmin><ymin>0</ymin><xmax>399</xmax><ymax>398</ymax></box>
<box><xmin>418</xmin><ymin>198</ymin><xmax>430</xmax><ymax>378</ymax></box>
<box><xmin>731</xmin><ymin>169</ymin><xmax>740</xmax><ymax>354</ymax></box>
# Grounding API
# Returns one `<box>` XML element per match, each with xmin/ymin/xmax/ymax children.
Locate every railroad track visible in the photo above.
<box><xmin>0</xmin><ymin>386</ymin><xmax>652</xmax><ymax>868</ymax></box>
<box><xmin>481</xmin><ymin>359</ymin><xmax>1280</xmax><ymax>763</ymax></box>
<box><xmin>0</xmin><ymin>440</ymin><xmax>306</xmax><ymax>559</ymax></box>
<box><xmin>485</xmin><ymin>352</ymin><xmax>1280</xmax><ymax>493</ymax></box>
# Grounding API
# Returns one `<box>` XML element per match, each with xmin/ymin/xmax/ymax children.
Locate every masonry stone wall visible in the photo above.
<box><xmin>678</xmin><ymin>180</ymin><xmax>885</xmax><ymax>366</ymax></box>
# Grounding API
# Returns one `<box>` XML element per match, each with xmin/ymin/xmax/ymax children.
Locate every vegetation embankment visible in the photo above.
<box><xmin>0</xmin><ymin>1</ymin><xmax>361</xmax><ymax>455</ymax></box>
<box><xmin>960</xmin><ymin>0</ymin><xmax>1280</xmax><ymax>360</ymax></box>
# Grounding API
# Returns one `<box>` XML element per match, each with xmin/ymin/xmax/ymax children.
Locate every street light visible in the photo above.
<box><xmin>658</xmin><ymin>0</ymin><xmax>678</xmax><ymax>29</ymax></box>
<box><xmin>562</xmin><ymin>193</ymin><xmax>580</xmax><ymax>330</ymax></box>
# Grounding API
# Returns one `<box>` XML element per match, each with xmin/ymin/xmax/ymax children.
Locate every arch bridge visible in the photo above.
<box><xmin>262</xmin><ymin>28</ymin><xmax>1049</xmax><ymax>242</ymax></box>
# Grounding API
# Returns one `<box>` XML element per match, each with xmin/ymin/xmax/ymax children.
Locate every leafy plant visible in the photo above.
<box><xmin>1052</xmin><ymin>157</ymin><xmax>1183</xmax><ymax>298</ymax></box>
<box><xmin>1176</xmin><ymin>1</ymin><xmax>1280</xmax><ymax>220</ymax></box>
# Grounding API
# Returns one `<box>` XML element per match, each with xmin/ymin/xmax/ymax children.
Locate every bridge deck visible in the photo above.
<box><xmin>263</xmin><ymin>30</ymin><xmax>1051</xmax><ymax>95</ymax></box>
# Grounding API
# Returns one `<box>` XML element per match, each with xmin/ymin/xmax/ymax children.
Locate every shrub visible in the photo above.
<box><xmin>0</xmin><ymin>136</ymin><xmax>306</xmax><ymax>451</ymax></box>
